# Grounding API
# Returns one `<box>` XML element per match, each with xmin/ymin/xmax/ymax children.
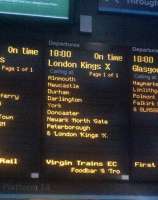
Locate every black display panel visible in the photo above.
<box><xmin>1</xmin><ymin>38</ymin><xmax>158</xmax><ymax>182</ymax></box>
<box><xmin>0</xmin><ymin>40</ymin><xmax>42</xmax><ymax>179</ymax></box>
<box><xmin>130</xmin><ymin>47</ymin><xmax>158</xmax><ymax>181</ymax></box>
<box><xmin>43</xmin><ymin>41</ymin><xmax>130</xmax><ymax>180</ymax></box>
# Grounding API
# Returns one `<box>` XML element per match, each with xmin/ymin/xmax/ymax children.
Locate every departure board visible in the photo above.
<box><xmin>0</xmin><ymin>41</ymin><xmax>42</xmax><ymax>179</ymax></box>
<box><xmin>43</xmin><ymin>41</ymin><xmax>129</xmax><ymax>180</ymax></box>
<box><xmin>131</xmin><ymin>47</ymin><xmax>158</xmax><ymax>181</ymax></box>
<box><xmin>1</xmin><ymin>38</ymin><xmax>158</xmax><ymax>182</ymax></box>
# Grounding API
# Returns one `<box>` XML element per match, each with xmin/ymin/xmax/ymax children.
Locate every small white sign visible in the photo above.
<box><xmin>80</xmin><ymin>15</ymin><xmax>92</xmax><ymax>33</ymax></box>
<box><xmin>31</xmin><ymin>172</ymin><xmax>39</xmax><ymax>179</ymax></box>
<box><xmin>121</xmin><ymin>175</ymin><xmax>129</xmax><ymax>181</ymax></box>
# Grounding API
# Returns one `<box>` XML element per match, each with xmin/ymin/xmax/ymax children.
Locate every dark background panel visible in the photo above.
<box><xmin>0</xmin><ymin>0</ymin><xmax>158</xmax><ymax>195</ymax></box>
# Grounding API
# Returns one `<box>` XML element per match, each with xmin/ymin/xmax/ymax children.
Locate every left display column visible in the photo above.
<box><xmin>0</xmin><ymin>40</ymin><xmax>43</xmax><ymax>179</ymax></box>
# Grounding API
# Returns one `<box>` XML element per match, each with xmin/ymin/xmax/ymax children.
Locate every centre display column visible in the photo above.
<box><xmin>43</xmin><ymin>41</ymin><xmax>130</xmax><ymax>180</ymax></box>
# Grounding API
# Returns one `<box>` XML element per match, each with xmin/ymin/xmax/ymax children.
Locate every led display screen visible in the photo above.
<box><xmin>0</xmin><ymin>41</ymin><xmax>43</xmax><ymax>179</ymax></box>
<box><xmin>130</xmin><ymin>47</ymin><xmax>158</xmax><ymax>181</ymax></box>
<box><xmin>0</xmin><ymin>0</ymin><xmax>71</xmax><ymax>21</ymax></box>
<box><xmin>99</xmin><ymin>0</ymin><xmax>158</xmax><ymax>16</ymax></box>
<box><xmin>43</xmin><ymin>42</ymin><xmax>129</xmax><ymax>180</ymax></box>
<box><xmin>1</xmin><ymin>38</ymin><xmax>158</xmax><ymax>182</ymax></box>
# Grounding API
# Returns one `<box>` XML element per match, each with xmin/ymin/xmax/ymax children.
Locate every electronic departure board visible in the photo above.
<box><xmin>43</xmin><ymin>42</ymin><xmax>129</xmax><ymax>180</ymax></box>
<box><xmin>1</xmin><ymin>39</ymin><xmax>158</xmax><ymax>182</ymax></box>
<box><xmin>130</xmin><ymin>47</ymin><xmax>158</xmax><ymax>181</ymax></box>
<box><xmin>0</xmin><ymin>41</ymin><xmax>42</xmax><ymax>179</ymax></box>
